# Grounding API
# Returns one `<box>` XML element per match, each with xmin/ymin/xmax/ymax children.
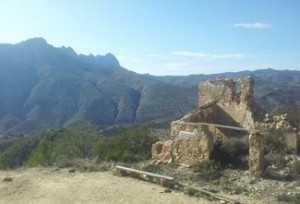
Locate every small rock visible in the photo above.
<box><xmin>3</xmin><ymin>177</ymin><xmax>13</xmax><ymax>182</ymax></box>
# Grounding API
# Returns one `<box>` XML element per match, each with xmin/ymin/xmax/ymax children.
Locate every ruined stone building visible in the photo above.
<box><xmin>152</xmin><ymin>76</ymin><xmax>299</xmax><ymax>175</ymax></box>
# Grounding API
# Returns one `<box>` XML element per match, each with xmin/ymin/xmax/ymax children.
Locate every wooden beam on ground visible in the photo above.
<box><xmin>116</xmin><ymin>166</ymin><xmax>175</xmax><ymax>181</ymax></box>
<box><xmin>184</xmin><ymin>122</ymin><xmax>261</xmax><ymax>133</ymax></box>
<box><xmin>116</xmin><ymin>166</ymin><xmax>240</xmax><ymax>203</ymax></box>
<box><xmin>180</xmin><ymin>183</ymin><xmax>241</xmax><ymax>204</ymax></box>
<box><xmin>116</xmin><ymin>166</ymin><xmax>176</xmax><ymax>188</ymax></box>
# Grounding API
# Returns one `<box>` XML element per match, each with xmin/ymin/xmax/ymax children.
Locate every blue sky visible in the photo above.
<box><xmin>0</xmin><ymin>0</ymin><xmax>299</xmax><ymax>75</ymax></box>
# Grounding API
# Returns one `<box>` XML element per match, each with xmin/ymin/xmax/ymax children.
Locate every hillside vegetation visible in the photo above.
<box><xmin>0</xmin><ymin>123</ymin><xmax>157</xmax><ymax>169</ymax></box>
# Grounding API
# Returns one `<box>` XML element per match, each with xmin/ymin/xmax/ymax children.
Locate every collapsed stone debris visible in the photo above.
<box><xmin>152</xmin><ymin>76</ymin><xmax>299</xmax><ymax>175</ymax></box>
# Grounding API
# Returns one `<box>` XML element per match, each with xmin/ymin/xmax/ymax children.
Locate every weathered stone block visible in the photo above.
<box><xmin>152</xmin><ymin>140</ymin><xmax>174</xmax><ymax>164</ymax></box>
<box><xmin>249</xmin><ymin>132</ymin><xmax>264</xmax><ymax>176</ymax></box>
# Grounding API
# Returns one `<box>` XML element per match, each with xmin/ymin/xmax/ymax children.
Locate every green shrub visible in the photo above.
<box><xmin>193</xmin><ymin>160</ymin><xmax>221</xmax><ymax>181</ymax></box>
<box><xmin>220</xmin><ymin>138</ymin><xmax>248</xmax><ymax>157</ymax></box>
<box><xmin>277</xmin><ymin>193</ymin><xmax>300</xmax><ymax>204</ymax></box>
<box><xmin>27</xmin><ymin>138</ymin><xmax>54</xmax><ymax>167</ymax></box>
<box><xmin>94</xmin><ymin>125</ymin><xmax>158</xmax><ymax>163</ymax></box>
<box><xmin>184</xmin><ymin>187</ymin><xmax>215</xmax><ymax>201</ymax></box>
<box><xmin>0</xmin><ymin>122</ymin><xmax>102</xmax><ymax>169</ymax></box>
<box><xmin>55</xmin><ymin>123</ymin><xmax>99</xmax><ymax>160</ymax></box>
<box><xmin>233</xmin><ymin>184</ymin><xmax>248</xmax><ymax>195</ymax></box>
<box><xmin>290</xmin><ymin>160</ymin><xmax>300</xmax><ymax>176</ymax></box>
<box><xmin>212</xmin><ymin>138</ymin><xmax>248</xmax><ymax>168</ymax></box>
<box><xmin>1</xmin><ymin>123</ymin><xmax>157</xmax><ymax>169</ymax></box>
<box><xmin>264</xmin><ymin>129</ymin><xmax>286</xmax><ymax>154</ymax></box>
<box><xmin>142</xmin><ymin>164</ymin><xmax>161</xmax><ymax>173</ymax></box>
<box><xmin>264</xmin><ymin>153</ymin><xmax>287</xmax><ymax>170</ymax></box>
<box><xmin>184</xmin><ymin>187</ymin><xmax>198</xmax><ymax>196</ymax></box>
<box><xmin>0</xmin><ymin>133</ymin><xmax>42</xmax><ymax>169</ymax></box>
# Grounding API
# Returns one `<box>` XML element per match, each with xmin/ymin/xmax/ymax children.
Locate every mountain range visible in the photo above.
<box><xmin>0</xmin><ymin>38</ymin><xmax>299</xmax><ymax>133</ymax></box>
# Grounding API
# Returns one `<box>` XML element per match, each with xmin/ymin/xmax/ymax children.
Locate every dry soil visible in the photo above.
<box><xmin>0</xmin><ymin>168</ymin><xmax>211</xmax><ymax>204</ymax></box>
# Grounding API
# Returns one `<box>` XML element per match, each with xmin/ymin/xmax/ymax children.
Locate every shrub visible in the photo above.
<box><xmin>264</xmin><ymin>128</ymin><xmax>286</xmax><ymax>154</ymax></box>
<box><xmin>290</xmin><ymin>160</ymin><xmax>300</xmax><ymax>176</ymax></box>
<box><xmin>184</xmin><ymin>187</ymin><xmax>215</xmax><ymax>201</ymax></box>
<box><xmin>56</xmin><ymin>122</ymin><xmax>99</xmax><ymax>160</ymax></box>
<box><xmin>220</xmin><ymin>138</ymin><xmax>248</xmax><ymax>157</ymax></box>
<box><xmin>1</xmin><ymin>122</ymin><xmax>102</xmax><ymax>169</ymax></box>
<box><xmin>184</xmin><ymin>187</ymin><xmax>198</xmax><ymax>196</ymax></box>
<box><xmin>232</xmin><ymin>184</ymin><xmax>248</xmax><ymax>195</ymax></box>
<box><xmin>27</xmin><ymin>138</ymin><xmax>54</xmax><ymax>167</ymax></box>
<box><xmin>0</xmin><ymin>133</ymin><xmax>42</xmax><ymax>169</ymax></box>
<box><xmin>264</xmin><ymin>153</ymin><xmax>287</xmax><ymax>170</ymax></box>
<box><xmin>277</xmin><ymin>193</ymin><xmax>300</xmax><ymax>204</ymax></box>
<box><xmin>142</xmin><ymin>164</ymin><xmax>161</xmax><ymax>173</ymax></box>
<box><xmin>212</xmin><ymin>138</ymin><xmax>248</xmax><ymax>168</ymax></box>
<box><xmin>193</xmin><ymin>160</ymin><xmax>221</xmax><ymax>181</ymax></box>
<box><xmin>93</xmin><ymin>125</ymin><xmax>158</xmax><ymax>163</ymax></box>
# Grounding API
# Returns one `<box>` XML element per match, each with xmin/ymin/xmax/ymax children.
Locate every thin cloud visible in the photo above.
<box><xmin>145</xmin><ymin>53</ymin><xmax>167</xmax><ymax>59</ymax></box>
<box><xmin>146</xmin><ymin>53</ymin><xmax>163</xmax><ymax>57</ymax></box>
<box><xmin>130</xmin><ymin>57</ymin><xmax>142</xmax><ymax>62</ymax></box>
<box><xmin>234</xmin><ymin>23</ymin><xmax>271</xmax><ymax>29</ymax></box>
<box><xmin>171</xmin><ymin>51</ymin><xmax>244</xmax><ymax>59</ymax></box>
<box><xmin>164</xmin><ymin>62</ymin><xmax>190</xmax><ymax>67</ymax></box>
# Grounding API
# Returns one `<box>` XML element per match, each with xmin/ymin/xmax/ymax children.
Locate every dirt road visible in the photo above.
<box><xmin>0</xmin><ymin>168</ymin><xmax>210</xmax><ymax>204</ymax></box>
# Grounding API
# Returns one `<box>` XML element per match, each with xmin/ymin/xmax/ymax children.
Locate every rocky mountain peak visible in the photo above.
<box><xmin>17</xmin><ymin>37</ymin><xmax>49</xmax><ymax>47</ymax></box>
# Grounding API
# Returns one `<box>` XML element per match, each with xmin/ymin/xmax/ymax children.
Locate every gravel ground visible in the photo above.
<box><xmin>0</xmin><ymin>167</ymin><xmax>211</xmax><ymax>204</ymax></box>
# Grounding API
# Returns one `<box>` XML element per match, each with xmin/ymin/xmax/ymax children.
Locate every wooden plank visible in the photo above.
<box><xmin>116</xmin><ymin>166</ymin><xmax>175</xmax><ymax>181</ymax></box>
<box><xmin>116</xmin><ymin>166</ymin><xmax>240</xmax><ymax>203</ymax></box>
<box><xmin>184</xmin><ymin>122</ymin><xmax>261</xmax><ymax>133</ymax></box>
<box><xmin>180</xmin><ymin>183</ymin><xmax>240</xmax><ymax>204</ymax></box>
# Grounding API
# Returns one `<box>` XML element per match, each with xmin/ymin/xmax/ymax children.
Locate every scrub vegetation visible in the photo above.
<box><xmin>0</xmin><ymin>123</ymin><xmax>158</xmax><ymax>169</ymax></box>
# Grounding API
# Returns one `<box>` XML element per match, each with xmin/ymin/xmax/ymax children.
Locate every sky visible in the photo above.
<box><xmin>0</xmin><ymin>0</ymin><xmax>299</xmax><ymax>75</ymax></box>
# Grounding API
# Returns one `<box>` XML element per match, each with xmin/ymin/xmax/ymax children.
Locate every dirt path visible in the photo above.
<box><xmin>0</xmin><ymin>168</ymin><xmax>211</xmax><ymax>204</ymax></box>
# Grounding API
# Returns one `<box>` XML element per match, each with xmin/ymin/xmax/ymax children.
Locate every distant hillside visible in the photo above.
<box><xmin>0</xmin><ymin>38</ymin><xmax>196</xmax><ymax>133</ymax></box>
<box><xmin>147</xmin><ymin>69</ymin><xmax>300</xmax><ymax>111</ymax></box>
<box><xmin>0</xmin><ymin>38</ymin><xmax>299</xmax><ymax>134</ymax></box>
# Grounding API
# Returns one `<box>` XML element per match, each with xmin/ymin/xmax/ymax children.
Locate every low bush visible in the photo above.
<box><xmin>264</xmin><ymin>129</ymin><xmax>286</xmax><ymax>154</ymax></box>
<box><xmin>93</xmin><ymin>125</ymin><xmax>158</xmax><ymax>163</ymax></box>
<box><xmin>184</xmin><ymin>187</ymin><xmax>198</xmax><ymax>196</ymax></box>
<box><xmin>277</xmin><ymin>193</ymin><xmax>300</xmax><ymax>204</ymax></box>
<box><xmin>290</xmin><ymin>160</ymin><xmax>300</xmax><ymax>176</ymax></box>
<box><xmin>184</xmin><ymin>187</ymin><xmax>215</xmax><ymax>201</ymax></box>
<box><xmin>193</xmin><ymin>160</ymin><xmax>221</xmax><ymax>181</ymax></box>
<box><xmin>264</xmin><ymin>153</ymin><xmax>287</xmax><ymax>170</ymax></box>
<box><xmin>141</xmin><ymin>164</ymin><xmax>161</xmax><ymax>173</ymax></box>
<box><xmin>0</xmin><ymin>123</ymin><xmax>157</xmax><ymax>169</ymax></box>
<box><xmin>212</xmin><ymin>138</ymin><xmax>248</xmax><ymax>168</ymax></box>
<box><xmin>0</xmin><ymin>133</ymin><xmax>42</xmax><ymax>169</ymax></box>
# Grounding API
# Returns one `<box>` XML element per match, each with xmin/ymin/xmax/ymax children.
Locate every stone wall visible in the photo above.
<box><xmin>198</xmin><ymin>76</ymin><xmax>254</xmax><ymax>108</ymax></box>
<box><xmin>197</xmin><ymin>77</ymin><xmax>257</xmax><ymax>130</ymax></box>
<box><xmin>152</xmin><ymin>121</ymin><xmax>214</xmax><ymax>165</ymax></box>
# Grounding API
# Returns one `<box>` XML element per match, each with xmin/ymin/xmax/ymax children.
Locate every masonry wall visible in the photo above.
<box><xmin>152</xmin><ymin>121</ymin><xmax>215</xmax><ymax>165</ymax></box>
